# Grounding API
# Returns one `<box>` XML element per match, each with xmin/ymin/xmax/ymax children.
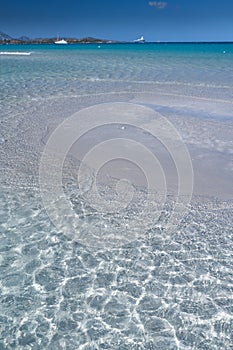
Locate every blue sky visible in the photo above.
<box><xmin>1</xmin><ymin>0</ymin><xmax>233</xmax><ymax>42</ymax></box>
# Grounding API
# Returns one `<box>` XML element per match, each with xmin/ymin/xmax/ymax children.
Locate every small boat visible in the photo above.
<box><xmin>134</xmin><ymin>36</ymin><xmax>145</xmax><ymax>43</ymax></box>
<box><xmin>54</xmin><ymin>38</ymin><xmax>68</xmax><ymax>45</ymax></box>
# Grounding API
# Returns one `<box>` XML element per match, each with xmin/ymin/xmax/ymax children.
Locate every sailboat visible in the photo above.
<box><xmin>134</xmin><ymin>36</ymin><xmax>145</xmax><ymax>43</ymax></box>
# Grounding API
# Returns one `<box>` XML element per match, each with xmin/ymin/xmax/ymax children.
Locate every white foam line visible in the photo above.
<box><xmin>0</xmin><ymin>51</ymin><xmax>32</xmax><ymax>56</ymax></box>
<box><xmin>86</xmin><ymin>77</ymin><xmax>233</xmax><ymax>90</ymax></box>
<box><xmin>30</xmin><ymin>90</ymin><xmax>233</xmax><ymax>105</ymax></box>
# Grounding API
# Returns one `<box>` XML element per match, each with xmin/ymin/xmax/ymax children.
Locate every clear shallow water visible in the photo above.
<box><xmin>0</xmin><ymin>187</ymin><xmax>232</xmax><ymax>349</ymax></box>
<box><xmin>0</xmin><ymin>43</ymin><xmax>233</xmax><ymax>349</ymax></box>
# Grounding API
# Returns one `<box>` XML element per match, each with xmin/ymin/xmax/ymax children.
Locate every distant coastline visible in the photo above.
<box><xmin>0</xmin><ymin>37</ymin><xmax>119</xmax><ymax>45</ymax></box>
<box><xmin>0</xmin><ymin>30</ymin><xmax>121</xmax><ymax>44</ymax></box>
<box><xmin>0</xmin><ymin>31</ymin><xmax>232</xmax><ymax>45</ymax></box>
<box><xmin>0</xmin><ymin>39</ymin><xmax>233</xmax><ymax>45</ymax></box>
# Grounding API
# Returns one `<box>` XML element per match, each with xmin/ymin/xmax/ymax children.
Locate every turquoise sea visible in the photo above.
<box><xmin>0</xmin><ymin>43</ymin><xmax>233</xmax><ymax>349</ymax></box>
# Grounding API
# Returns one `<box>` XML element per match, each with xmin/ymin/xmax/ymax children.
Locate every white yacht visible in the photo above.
<box><xmin>134</xmin><ymin>36</ymin><xmax>145</xmax><ymax>43</ymax></box>
<box><xmin>54</xmin><ymin>39</ymin><xmax>68</xmax><ymax>44</ymax></box>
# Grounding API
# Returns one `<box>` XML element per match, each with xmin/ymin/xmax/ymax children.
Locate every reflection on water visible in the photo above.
<box><xmin>0</xmin><ymin>186</ymin><xmax>232</xmax><ymax>349</ymax></box>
